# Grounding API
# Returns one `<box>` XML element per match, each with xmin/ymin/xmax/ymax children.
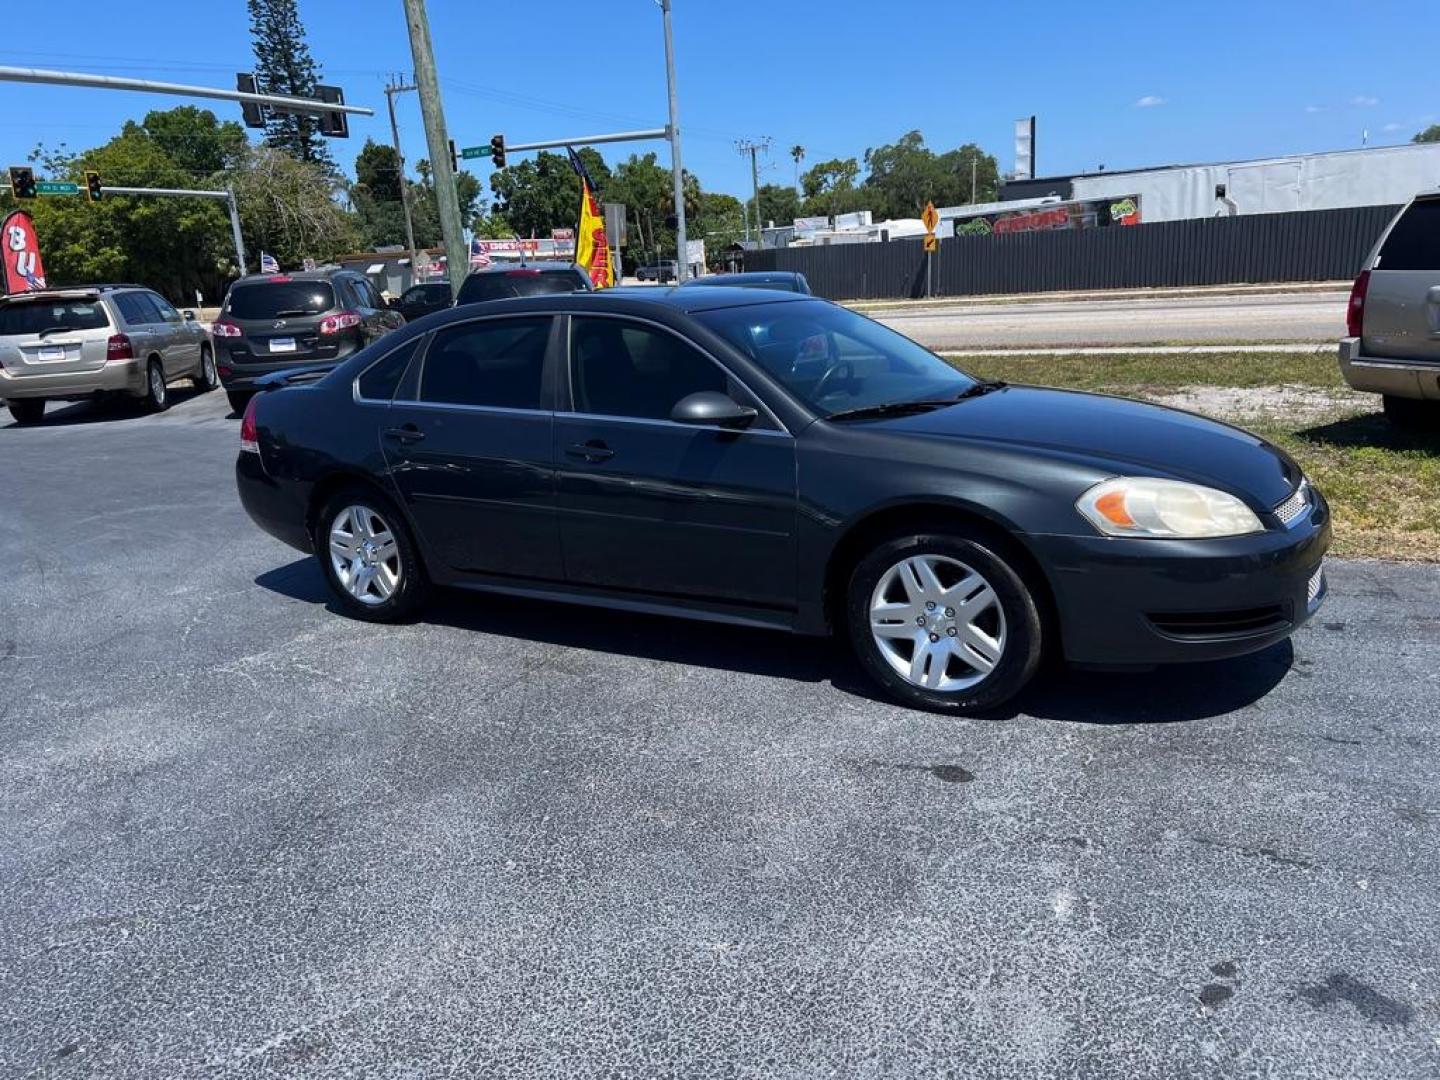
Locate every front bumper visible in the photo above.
<box><xmin>1032</xmin><ymin>488</ymin><xmax>1332</xmax><ymax>666</ymax></box>
<box><xmin>0</xmin><ymin>359</ymin><xmax>144</xmax><ymax>401</ymax></box>
<box><xmin>1338</xmin><ymin>338</ymin><xmax>1440</xmax><ymax>401</ymax></box>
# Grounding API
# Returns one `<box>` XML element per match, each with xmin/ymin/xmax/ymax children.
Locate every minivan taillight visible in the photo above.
<box><xmin>212</xmin><ymin>320</ymin><xmax>242</xmax><ymax>338</ymax></box>
<box><xmin>318</xmin><ymin>310</ymin><xmax>362</xmax><ymax>335</ymax></box>
<box><xmin>105</xmin><ymin>333</ymin><xmax>134</xmax><ymax>363</ymax></box>
<box><xmin>240</xmin><ymin>396</ymin><xmax>259</xmax><ymax>454</ymax></box>
<box><xmin>1346</xmin><ymin>270</ymin><xmax>1370</xmax><ymax>338</ymax></box>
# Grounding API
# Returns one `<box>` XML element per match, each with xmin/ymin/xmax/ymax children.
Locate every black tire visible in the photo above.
<box><xmin>194</xmin><ymin>346</ymin><xmax>219</xmax><ymax>392</ymax></box>
<box><xmin>226</xmin><ymin>389</ymin><xmax>252</xmax><ymax>416</ymax></box>
<box><xmin>7</xmin><ymin>398</ymin><xmax>45</xmax><ymax>425</ymax></box>
<box><xmin>315</xmin><ymin>486</ymin><xmax>429</xmax><ymax>622</ymax></box>
<box><xmin>845</xmin><ymin>528</ymin><xmax>1044</xmax><ymax>715</ymax></box>
<box><xmin>1383</xmin><ymin>395</ymin><xmax>1437</xmax><ymax>431</ymax></box>
<box><xmin>142</xmin><ymin>358</ymin><xmax>168</xmax><ymax>413</ymax></box>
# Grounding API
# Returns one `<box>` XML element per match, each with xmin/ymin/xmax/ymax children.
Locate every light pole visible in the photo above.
<box><xmin>659</xmin><ymin>0</ymin><xmax>688</xmax><ymax>281</ymax></box>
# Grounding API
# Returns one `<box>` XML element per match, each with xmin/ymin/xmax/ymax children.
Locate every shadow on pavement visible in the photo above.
<box><xmin>1</xmin><ymin>385</ymin><xmax>218</xmax><ymax>428</ymax></box>
<box><xmin>256</xmin><ymin>557</ymin><xmax>1294</xmax><ymax>724</ymax></box>
<box><xmin>1296</xmin><ymin>411</ymin><xmax>1440</xmax><ymax>454</ymax></box>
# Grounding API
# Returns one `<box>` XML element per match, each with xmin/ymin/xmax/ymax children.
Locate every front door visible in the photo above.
<box><xmin>148</xmin><ymin>293</ymin><xmax>201</xmax><ymax>377</ymax></box>
<box><xmin>382</xmin><ymin>315</ymin><xmax>562</xmax><ymax>581</ymax></box>
<box><xmin>554</xmin><ymin>315</ymin><xmax>797</xmax><ymax>611</ymax></box>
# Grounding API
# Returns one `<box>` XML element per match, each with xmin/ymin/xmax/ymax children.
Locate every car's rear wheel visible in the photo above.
<box><xmin>1383</xmin><ymin>394</ymin><xmax>1437</xmax><ymax>430</ymax></box>
<box><xmin>226</xmin><ymin>389</ymin><xmax>252</xmax><ymax>416</ymax></box>
<box><xmin>142</xmin><ymin>359</ymin><xmax>168</xmax><ymax>412</ymax></box>
<box><xmin>317</xmin><ymin>488</ymin><xmax>428</xmax><ymax>622</ymax></box>
<box><xmin>195</xmin><ymin>346</ymin><xmax>219</xmax><ymax>392</ymax></box>
<box><xmin>846</xmin><ymin>530</ymin><xmax>1044</xmax><ymax>715</ymax></box>
<box><xmin>7</xmin><ymin>398</ymin><xmax>45</xmax><ymax>425</ymax></box>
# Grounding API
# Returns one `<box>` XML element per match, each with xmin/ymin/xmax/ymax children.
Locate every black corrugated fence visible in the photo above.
<box><xmin>742</xmin><ymin>204</ymin><xmax>1398</xmax><ymax>300</ymax></box>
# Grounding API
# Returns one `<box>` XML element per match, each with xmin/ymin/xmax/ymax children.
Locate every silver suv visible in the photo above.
<box><xmin>0</xmin><ymin>284</ymin><xmax>217</xmax><ymax>426</ymax></box>
<box><xmin>1339</xmin><ymin>190</ymin><xmax>1440</xmax><ymax>428</ymax></box>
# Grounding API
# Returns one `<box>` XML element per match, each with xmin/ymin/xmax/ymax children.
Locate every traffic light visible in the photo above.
<box><xmin>315</xmin><ymin>84</ymin><xmax>348</xmax><ymax>138</ymax></box>
<box><xmin>9</xmin><ymin>165</ymin><xmax>36</xmax><ymax>200</ymax></box>
<box><xmin>490</xmin><ymin>134</ymin><xmax>506</xmax><ymax>169</ymax></box>
<box><xmin>448</xmin><ymin>139</ymin><xmax>459</xmax><ymax>172</ymax></box>
<box><xmin>84</xmin><ymin>170</ymin><xmax>103</xmax><ymax>202</ymax></box>
<box><xmin>236</xmin><ymin>73</ymin><xmax>266</xmax><ymax>129</ymax></box>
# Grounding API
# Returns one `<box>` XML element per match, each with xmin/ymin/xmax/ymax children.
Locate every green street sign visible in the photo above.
<box><xmin>36</xmin><ymin>181</ymin><xmax>80</xmax><ymax>196</ymax></box>
<box><xmin>460</xmin><ymin>146</ymin><xmax>487</xmax><ymax>160</ymax></box>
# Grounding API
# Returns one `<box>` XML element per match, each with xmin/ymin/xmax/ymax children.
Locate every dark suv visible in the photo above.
<box><xmin>390</xmin><ymin>281</ymin><xmax>453</xmax><ymax>323</ymax></box>
<box><xmin>455</xmin><ymin>264</ymin><xmax>593</xmax><ymax>306</ymax></box>
<box><xmin>212</xmin><ymin>269</ymin><xmax>403</xmax><ymax>412</ymax></box>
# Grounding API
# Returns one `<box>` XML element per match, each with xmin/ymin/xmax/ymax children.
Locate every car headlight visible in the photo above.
<box><xmin>1077</xmin><ymin>477</ymin><xmax>1263</xmax><ymax>538</ymax></box>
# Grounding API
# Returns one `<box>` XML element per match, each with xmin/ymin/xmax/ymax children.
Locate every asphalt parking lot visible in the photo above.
<box><xmin>3</xmin><ymin>387</ymin><xmax>1439</xmax><ymax>1078</ymax></box>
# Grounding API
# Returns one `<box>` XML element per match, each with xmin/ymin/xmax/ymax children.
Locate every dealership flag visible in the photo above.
<box><xmin>259</xmin><ymin>251</ymin><xmax>279</xmax><ymax>274</ymax></box>
<box><xmin>469</xmin><ymin>238</ymin><xmax>491</xmax><ymax>269</ymax></box>
<box><xmin>567</xmin><ymin>147</ymin><xmax>614</xmax><ymax>289</ymax></box>
<box><xmin>1</xmin><ymin>211</ymin><xmax>47</xmax><ymax>293</ymax></box>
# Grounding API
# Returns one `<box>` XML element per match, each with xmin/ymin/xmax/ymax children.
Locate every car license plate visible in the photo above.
<box><xmin>37</xmin><ymin>345</ymin><xmax>67</xmax><ymax>362</ymax></box>
<box><xmin>270</xmin><ymin>337</ymin><xmax>297</xmax><ymax>353</ymax></box>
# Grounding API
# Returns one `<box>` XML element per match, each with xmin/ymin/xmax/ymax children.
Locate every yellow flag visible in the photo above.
<box><xmin>575</xmin><ymin>179</ymin><xmax>614</xmax><ymax>289</ymax></box>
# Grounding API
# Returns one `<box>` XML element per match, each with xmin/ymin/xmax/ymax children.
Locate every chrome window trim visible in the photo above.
<box><xmin>553</xmin><ymin>408</ymin><xmax>793</xmax><ymax>438</ymax></box>
<box><xmin>559</xmin><ymin>309</ymin><xmax>792</xmax><ymax>436</ymax></box>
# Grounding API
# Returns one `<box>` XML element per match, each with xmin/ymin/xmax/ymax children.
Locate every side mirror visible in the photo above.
<box><xmin>670</xmin><ymin>391</ymin><xmax>757</xmax><ymax>428</ymax></box>
<box><xmin>182</xmin><ymin>309</ymin><xmax>197</xmax><ymax>321</ymax></box>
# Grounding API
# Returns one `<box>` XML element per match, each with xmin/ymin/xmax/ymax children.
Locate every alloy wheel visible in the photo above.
<box><xmin>329</xmin><ymin>504</ymin><xmax>402</xmax><ymax>605</ymax></box>
<box><xmin>869</xmin><ymin>554</ymin><xmax>1007</xmax><ymax>692</ymax></box>
<box><xmin>150</xmin><ymin>364</ymin><xmax>166</xmax><ymax>406</ymax></box>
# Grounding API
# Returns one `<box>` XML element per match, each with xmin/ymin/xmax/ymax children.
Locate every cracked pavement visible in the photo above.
<box><xmin>2</xmin><ymin>388</ymin><xmax>1439</xmax><ymax>1077</ymax></box>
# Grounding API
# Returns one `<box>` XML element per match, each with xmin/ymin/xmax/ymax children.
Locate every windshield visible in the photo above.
<box><xmin>0</xmin><ymin>298</ymin><xmax>110</xmax><ymax>336</ymax></box>
<box><xmin>227</xmin><ymin>281</ymin><xmax>335</xmax><ymax>319</ymax></box>
<box><xmin>696</xmin><ymin>299</ymin><xmax>975</xmax><ymax>416</ymax></box>
<box><xmin>457</xmin><ymin>270</ymin><xmax>583</xmax><ymax>304</ymax></box>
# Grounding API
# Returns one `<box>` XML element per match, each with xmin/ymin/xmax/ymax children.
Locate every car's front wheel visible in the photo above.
<box><xmin>317</xmin><ymin>488</ymin><xmax>428</xmax><ymax>622</ymax></box>
<box><xmin>7</xmin><ymin>398</ymin><xmax>45</xmax><ymax>425</ymax></box>
<box><xmin>846</xmin><ymin>530</ymin><xmax>1044</xmax><ymax>715</ymax></box>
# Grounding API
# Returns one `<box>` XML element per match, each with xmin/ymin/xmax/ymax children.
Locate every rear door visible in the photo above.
<box><xmin>0</xmin><ymin>294</ymin><xmax>112</xmax><ymax>376</ymax></box>
<box><xmin>1365</xmin><ymin>196</ymin><xmax>1440</xmax><ymax>362</ymax></box>
<box><xmin>382</xmin><ymin>314</ymin><xmax>563</xmax><ymax>581</ymax></box>
<box><xmin>147</xmin><ymin>292</ymin><xmax>202</xmax><ymax>376</ymax></box>
<box><xmin>113</xmin><ymin>292</ymin><xmax>166</xmax><ymax>368</ymax></box>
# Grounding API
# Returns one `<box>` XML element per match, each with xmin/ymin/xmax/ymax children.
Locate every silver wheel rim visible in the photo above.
<box><xmin>329</xmin><ymin>504</ymin><xmax>401</xmax><ymax>606</ymax></box>
<box><xmin>150</xmin><ymin>365</ymin><xmax>165</xmax><ymax>404</ymax></box>
<box><xmin>869</xmin><ymin>554</ymin><xmax>1007</xmax><ymax>692</ymax></box>
<box><xmin>202</xmin><ymin>351</ymin><xmax>215</xmax><ymax>385</ymax></box>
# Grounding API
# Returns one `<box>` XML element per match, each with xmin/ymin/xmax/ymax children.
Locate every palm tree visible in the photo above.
<box><xmin>790</xmin><ymin>144</ymin><xmax>805</xmax><ymax>193</ymax></box>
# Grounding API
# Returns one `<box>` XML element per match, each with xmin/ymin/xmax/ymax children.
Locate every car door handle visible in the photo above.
<box><xmin>566</xmin><ymin>441</ymin><xmax>614</xmax><ymax>462</ymax></box>
<box><xmin>384</xmin><ymin>425</ymin><xmax>426</xmax><ymax>444</ymax></box>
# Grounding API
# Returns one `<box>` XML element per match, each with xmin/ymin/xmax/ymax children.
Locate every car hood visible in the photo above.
<box><xmin>875</xmin><ymin>384</ymin><xmax>1300</xmax><ymax>507</ymax></box>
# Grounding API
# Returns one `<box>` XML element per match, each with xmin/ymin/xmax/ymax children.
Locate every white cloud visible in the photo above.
<box><xmin>1305</xmin><ymin>105</ymin><xmax>1324</xmax><ymax>114</ymax></box>
<box><xmin>1134</xmin><ymin>95</ymin><xmax>1167</xmax><ymax>108</ymax></box>
<box><xmin>1382</xmin><ymin>122</ymin><xmax>1404</xmax><ymax>133</ymax></box>
<box><xmin>1350</xmin><ymin>95</ymin><xmax>1380</xmax><ymax>107</ymax></box>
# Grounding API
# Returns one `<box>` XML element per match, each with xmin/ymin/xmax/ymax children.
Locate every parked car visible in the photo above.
<box><xmin>390</xmin><ymin>281</ymin><xmax>453</xmax><ymax>322</ymax></box>
<box><xmin>683</xmin><ymin>271</ymin><xmax>812</xmax><ymax>294</ymax></box>
<box><xmin>455</xmin><ymin>264</ymin><xmax>593</xmax><ymax>305</ymax></box>
<box><xmin>635</xmin><ymin>261</ymin><xmax>679</xmax><ymax>283</ymax></box>
<box><xmin>211</xmin><ymin>268</ymin><xmax>403</xmax><ymax>414</ymax></box>
<box><xmin>236</xmin><ymin>288</ymin><xmax>1329</xmax><ymax>715</ymax></box>
<box><xmin>0</xmin><ymin>284</ymin><xmax>216</xmax><ymax>425</ymax></box>
<box><xmin>1339</xmin><ymin>189</ymin><xmax>1440</xmax><ymax>428</ymax></box>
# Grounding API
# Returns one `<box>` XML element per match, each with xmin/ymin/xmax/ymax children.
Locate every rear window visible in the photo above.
<box><xmin>1377</xmin><ymin>198</ymin><xmax>1440</xmax><ymax>272</ymax></box>
<box><xmin>456</xmin><ymin>269</ymin><xmax>584</xmax><ymax>305</ymax></box>
<box><xmin>0</xmin><ymin>298</ymin><xmax>110</xmax><ymax>336</ymax></box>
<box><xmin>227</xmin><ymin>281</ymin><xmax>336</xmax><ymax>319</ymax></box>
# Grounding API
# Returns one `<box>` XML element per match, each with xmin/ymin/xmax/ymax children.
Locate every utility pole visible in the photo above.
<box><xmin>659</xmin><ymin>0</ymin><xmax>688</xmax><ymax>281</ymax></box>
<box><xmin>971</xmin><ymin>154</ymin><xmax>978</xmax><ymax>204</ymax></box>
<box><xmin>384</xmin><ymin>76</ymin><xmax>420</xmax><ymax>273</ymax></box>
<box><xmin>735</xmin><ymin>137</ymin><xmax>770</xmax><ymax>249</ymax></box>
<box><xmin>401</xmin><ymin>0</ymin><xmax>467</xmax><ymax>294</ymax></box>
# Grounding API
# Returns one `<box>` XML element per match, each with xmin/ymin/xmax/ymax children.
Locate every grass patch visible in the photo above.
<box><xmin>948</xmin><ymin>350</ymin><xmax>1440</xmax><ymax>561</ymax></box>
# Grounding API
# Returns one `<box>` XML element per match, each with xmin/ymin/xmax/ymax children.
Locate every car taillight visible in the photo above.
<box><xmin>105</xmin><ymin>333</ymin><xmax>134</xmax><ymax>363</ymax></box>
<box><xmin>318</xmin><ymin>310</ymin><xmax>362</xmax><ymax>335</ymax></box>
<box><xmin>1346</xmin><ymin>270</ymin><xmax>1369</xmax><ymax>338</ymax></box>
<box><xmin>212</xmin><ymin>320</ymin><xmax>242</xmax><ymax>338</ymax></box>
<box><xmin>240</xmin><ymin>396</ymin><xmax>259</xmax><ymax>454</ymax></box>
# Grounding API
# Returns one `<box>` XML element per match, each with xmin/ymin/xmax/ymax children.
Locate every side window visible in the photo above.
<box><xmin>420</xmin><ymin>317</ymin><xmax>553</xmax><ymax>410</ymax></box>
<box><xmin>1377</xmin><ymin>199</ymin><xmax>1440</xmax><ymax>272</ymax></box>
<box><xmin>357</xmin><ymin>337</ymin><xmax>421</xmax><ymax>402</ymax></box>
<box><xmin>331</xmin><ymin>277</ymin><xmax>357</xmax><ymax>308</ymax></box>
<box><xmin>149</xmin><ymin>293</ymin><xmax>182</xmax><ymax>324</ymax></box>
<box><xmin>400</xmin><ymin>286</ymin><xmax>426</xmax><ymax>305</ymax></box>
<box><xmin>113</xmin><ymin>293</ymin><xmax>154</xmax><ymax>326</ymax></box>
<box><xmin>570</xmin><ymin>317</ymin><xmax>757</xmax><ymax>422</ymax></box>
<box><xmin>360</xmin><ymin>278</ymin><xmax>384</xmax><ymax>309</ymax></box>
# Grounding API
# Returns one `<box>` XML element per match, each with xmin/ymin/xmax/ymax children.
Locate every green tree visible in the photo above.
<box><xmin>750</xmin><ymin>183</ymin><xmax>800</xmax><ymax>230</ymax></box>
<box><xmin>861</xmin><ymin>131</ymin><xmax>999</xmax><ymax>219</ymax></box>
<box><xmin>799</xmin><ymin>156</ymin><xmax>862</xmax><ymax>219</ymax></box>
<box><xmin>489</xmin><ymin>148</ymin><xmax>610</xmax><ymax>239</ymax></box>
<box><xmin>123</xmin><ymin>106</ymin><xmax>247</xmax><ymax>178</ymax></box>
<box><xmin>790</xmin><ymin>144</ymin><xmax>805</xmax><ymax>191</ymax></box>
<box><xmin>247</xmin><ymin>0</ymin><xmax>332</xmax><ymax>169</ymax></box>
<box><xmin>355</xmin><ymin>139</ymin><xmax>403</xmax><ymax>202</ymax></box>
<box><xmin>694</xmin><ymin>191</ymin><xmax>745</xmax><ymax>261</ymax></box>
<box><xmin>229</xmin><ymin>144</ymin><xmax>354</xmax><ymax>267</ymax></box>
<box><xmin>937</xmin><ymin>143</ymin><xmax>1000</xmax><ymax>206</ymax></box>
<box><xmin>1415</xmin><ymin>125</ymin><xmax>1440</xmax><ymax>143</ymax></box>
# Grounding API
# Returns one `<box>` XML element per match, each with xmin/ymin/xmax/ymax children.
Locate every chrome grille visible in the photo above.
<box><xmin>1274</xmin><ymin>481</ymin><xmax>1310</xmax><ymax>526</ymax></box>
<box><xmin>1307</xmin><ymin>563</ymin><xmax>1325</xmax><ymax>605</ymax></box>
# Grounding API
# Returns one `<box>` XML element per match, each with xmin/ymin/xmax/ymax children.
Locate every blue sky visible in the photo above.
<box><xmin>1</xmin><ymin>0</ymin><xmax>1432</xmax><ymax>198</ymax></box>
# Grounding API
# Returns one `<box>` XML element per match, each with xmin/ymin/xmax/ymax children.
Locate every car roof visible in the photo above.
<box><xmin>0</xmin><ymin>284</ymin><xmax>146</xmax><ymax>304</ymax></box>
<box><xmin>232</xmin><ymin>269</ymin><xmax>350</xmax><ymax>285</ymax></box>
<box><xmin>694</xmin><ymin>272</ymin><xmax>800</xmax><ymax>283</ymax></box>
<box><xmin>465</xmin><ymin>262</ymin><xmax>582</xmax><ymax>276</ymax></box>
<box><xmin>419</xmin><ymin>286</ymin><xmax>810</xmax><ymax>326</ymax></box>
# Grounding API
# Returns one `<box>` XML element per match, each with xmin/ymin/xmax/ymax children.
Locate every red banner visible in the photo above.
<box><xmin>1</xmin><ymin>211</ymin><xmax>47</xmax><ymax>294</ymax></box>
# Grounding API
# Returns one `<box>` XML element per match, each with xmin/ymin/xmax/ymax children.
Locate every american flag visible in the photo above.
<box><xmin>259</xmin><ymin>251</ymin><xmax>279</xmax><ymax>274</ymax></box>
<box><xmin>468</xmin><ymin>238</ymin><xmax>491</xmax><ymax>269</ymax></box>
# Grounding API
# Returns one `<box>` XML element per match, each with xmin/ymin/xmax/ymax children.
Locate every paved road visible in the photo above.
<box><xmin>3</xmin><ymin>390</ymin><xmax>1439</xmax><ymax>1078</ymax></box>
<box><xmin>872</xmin><ymin>290</ymin><xmax>1348</xmax><ymax>349</ymax></box>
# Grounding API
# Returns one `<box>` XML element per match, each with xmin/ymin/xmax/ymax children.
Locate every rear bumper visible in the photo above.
<box><xmin>0</xmin><ymin>359</ymin><xmax>144</xmax><ymax>400</ymax></box>
<box><xmin>236</xmin><ymin>452</ymin><xmax>313</xmax><ymax>553</ymax></box>
<box><xmin>1338</xmin><ymin>338</ymin><xmax>1440</xmax><ymax>400</ymax></box>
<box><xmin>217</xmin><ymin>340</ymin><xmax>354</xmax><ymax>390</ymax></box>
<box><xmin>1032</xmin><ymin>488</ymin><xmax>1332</xmax><ymax>666</ymax></box>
